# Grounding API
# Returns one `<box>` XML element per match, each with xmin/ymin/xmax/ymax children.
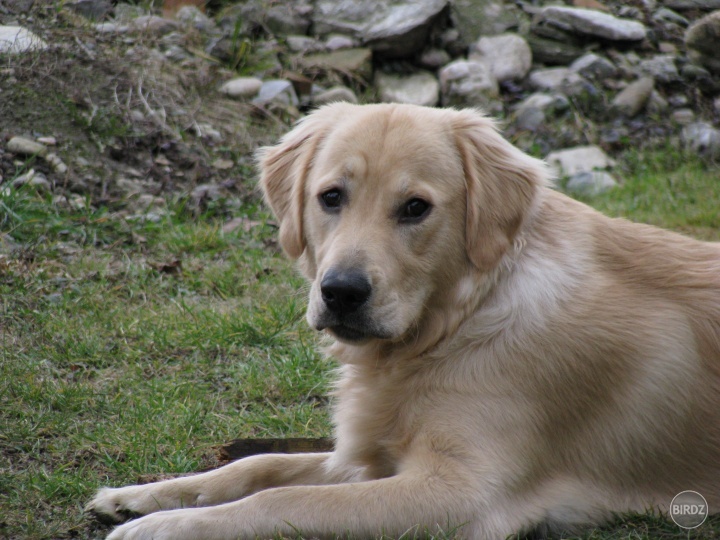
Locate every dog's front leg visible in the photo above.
<box><xmin>88</xmin><ymin>452</ymin><xmax>355</xmax><ymax>523</ymax></box>
<box><xmin>104</xmin><ymin>470</ymin><xmax>479</xmax><ymax>540</ymax></box>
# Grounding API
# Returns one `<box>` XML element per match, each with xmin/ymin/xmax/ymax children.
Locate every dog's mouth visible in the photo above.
<box><xmin>315</xmin><ymin>317</ymin><xmax>393</xmax><ymax>343</ymax></box>
<box><xmin>325</xmin><ymin>324</ymin><xmax>372</xmax><ymax>342</ymax></box>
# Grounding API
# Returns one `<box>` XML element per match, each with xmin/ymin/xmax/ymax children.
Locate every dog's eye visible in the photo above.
<box><xmin>320</xmin><ymin>189</ymin><xmax>343</xmax><ymax>211</ymax></box>
<box><xmin>400</xmin><ymin>198</ymin><xmax>431</xmax><ymax>222</ymax></box>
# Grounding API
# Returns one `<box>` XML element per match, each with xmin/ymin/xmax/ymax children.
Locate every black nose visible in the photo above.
<box><xmin>321</xmin><ymin>269</ymin><xmax>371</xmax><ymax>315</ymax></box>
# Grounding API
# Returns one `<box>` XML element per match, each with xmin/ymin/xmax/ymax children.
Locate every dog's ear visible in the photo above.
<box><xmin>452</xmin><ymin>110</ymin><xmax>548</xmax><ymax>272</ymax></box>
<box><xmin>258</xmin><ymin>106</ymin><xmax>343</xmax><ymax>259</ymax></box>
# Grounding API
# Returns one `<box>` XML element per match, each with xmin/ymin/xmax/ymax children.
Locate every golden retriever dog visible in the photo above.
<box><xmin>88</xmin><ymin>103</ymin><xmax>720</xmax><ymax>539</ymax></box>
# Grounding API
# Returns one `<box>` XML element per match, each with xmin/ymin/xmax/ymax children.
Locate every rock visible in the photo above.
<box><xmin>685</xmin><ymin>11</ymin><xmax>720</xmax><ymax>74</ymax></box>
<box><xmin>45</xmin><ymin>153</ymin><xmax>68</xmax><ymax>175</ymax></box>
<box><xmin>714</xmin><ymin>96</ymin><xmax>720</xmax><ymax>114</ymax></box>
<box><xmin>375</xmin><ymin>70</ymin><xmax>439</xmax><ymax>107</ymax></box>
<box><xmin>94</xmin><ymin>22</ymin><xmax>129</xmax><ymax>34</ymax></box>
<box><xmin>312</xmin><ymin>86</ymin><xmax>358</xmax><ymax>106</ymax></box>
<box><xmin>513</xmin><ymin>92</ymin><xmax>570</xmax><ymax>130</ymax></box>
<box><xmin>220</xmin><ymin>77</ymin><xmax>263</xmax><ymax>100</ymax></box>
<box><xmin>252</xmin><ymin>80</ymin><xmax>299</xmax><ymax>107</ymax></box>
<box><xmin>545</xmin><ymin>145</ymin><xmax>616</xmax><ymax>179</ymax></box>
<box><xmin>418</xmin><ymin>48</ymin><xmax>451</xmax><ymax>70</ymax></box>
<box><xmin>12</xmin><ymin>170</ymin><xmax>51</xmax><ymax>192</ymax></box>
<box><xmin>65</xmin><ymin>0</ymin><xmax>113</xmax><ymax>20</ymax></box>
<box><xmin>566</xmin><ymin>170</ymin><xmax>618</xmax><ymax>195</ymax></box>
<box><xmin>469</xmin><ymin>33</ymin><xmax>532</xmax><ymax>82</ymax></box>
<box><xmin>611</xmin><ymin>77</ymin><xmax>654</xmax><ymax>117</ymax></box>
<box><xmin>516</xmin><ymin>92</ymin><xmax>570</xmax><ymax>114</ymax></box>
<box><xmin>515</xmin><ymin>107</ymin><xmax>546</xmax><ymax>131</ymax></box>
<box><xmin>439</xmin><ymin>60</ymin><xmax>500</xmax><ymax>110</ymax></box>
<box><xmin>682</xmin><ymin>122</ymin><xmax>720</xmax><ymax>159</ymax></box>
<box><xmin>638</xmin><ymin>55</ymin><xmax>679</xmax><ymax>83</ymax></box>
<box><xmin>570</xmin><ymin>53</ymin><xmax>617</xmax><ymax>79</ymax></box>
<box><xmin>450</xmin><ymin>0</ymin><xmax>522</xmax><ymax>45</ymax></box>
<box><xmin>325</xmin><ymin>34</ymin><xmax>358</xmax><ymax>50</ymax></box>
<box><xmin>298</xmin><ymin>48</ymin><xmax>373</xmax><ymax>80</ymax></box>
<box><xmin>175</xmin><ymin>6</ymin><xmax>217</xmax><ymax>33</ymax></box>
<box><xmin>537</xmin><ymin>6</ymin><xmax>647</xmax><ymax>41</ymax></box>
<box><xmin>528</xmin><ymin>67</ymin><xmax>592</xmax><ymax>97</ymax></box>
<box><xmin>313</xmin><ymin>0</ymin><xmax>447</xmax><ymax>58</ymax></box>
<box><xmin>7</xmin><ymin>136</ymin><xmax>48</xmax><ymax>157</ymax></box>
<box><xmin>0</xmin><ymin>26</ymin><xmax>48</xmax><ymax>53</ymax></box>
<box><xmin>672</xmin><ymin>108</ymin><xmax>695</xmax><ymax>124</ymax></box>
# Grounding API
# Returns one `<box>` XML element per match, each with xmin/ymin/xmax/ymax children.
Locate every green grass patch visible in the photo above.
<box><xmin>1</xmin><ymin>149</ymin><xmax>718</xmax><ymax>539</ymax></box>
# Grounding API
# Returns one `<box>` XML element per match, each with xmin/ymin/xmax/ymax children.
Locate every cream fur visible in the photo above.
<box><xmin>88</xmin><ymin>104</ymin><xmax>720</xmax><ymax>540</ymax></box>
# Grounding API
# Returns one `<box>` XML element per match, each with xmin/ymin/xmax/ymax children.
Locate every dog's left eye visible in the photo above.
<box><xmin>320</xmin><ymin>189</ymin><xmax>343</xmax><ymax>211</ymax></box>
<box><xmin>400</xmin><ymin>198</ymin><xmax>431</xmax><ymax>222</ymax></box>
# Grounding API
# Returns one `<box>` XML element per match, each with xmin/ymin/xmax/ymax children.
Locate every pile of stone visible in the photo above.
<box><xmin>3</xmin><ymin>0</ymin><xmax>720</xmax><ymax>197</ymax></box>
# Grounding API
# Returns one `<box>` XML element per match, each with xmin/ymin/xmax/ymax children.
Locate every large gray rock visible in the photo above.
<box><xmin>439</xmin><ymin>60</ymin><xmax>499</xmax><ymax>110</ymax></box>
<box><xmin>545</xmin><ymin>145</ymin><xmax>616</xmax><ymax>179</ymax></box>
<box><xmin>469</xmin><ymin>33</ymin><xmax>532</xmax><ymax>82</ymax></box>
<box><xmin>0</xmin><ymin>26</ymin><xmax>48</xmax><ymax>53</ymax></box>
<box><xmin>375</xmin><ymin>71</ymin><xmax>439</xmax><ymax>107</ymax></box>
<box><xmin>682</xmin><ymin>122</ymin><xmax>720</xmax><ymax>159</ymax></box>
<box><xmin>685</xmin><ymin>11</ymin><xmax>720</xmax><ymax>74</ymax></box>
<box><xmin>314</xmin><ymin>0</ymin><xmax>447</xmax><ymax>58</ymax></box>
<box><xmin>537</xmin><ymin>6</ymin><xmax>647</xmax><ymax>41</ymax></box>
<box><xmin>611</xmin><ymin>77</ymin><xmax>654</xmax><ymax>117</ymax></box>
<box><xmin>450</xmin><ymin>0</ymin><xmax>522</xmax><ymax>45</ymax></box>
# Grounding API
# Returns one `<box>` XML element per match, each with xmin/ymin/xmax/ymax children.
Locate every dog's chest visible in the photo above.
<box><xmin>332</xmin><ymin>366</ymin><xmax>423</xmax><ymax>479</ymax></box>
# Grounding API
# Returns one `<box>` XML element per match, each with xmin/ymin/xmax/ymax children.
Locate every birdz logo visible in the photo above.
<box><xmin>670</xmin><ymin>491</ymin><xmax>709</xmax><ymax>529</ymax></box>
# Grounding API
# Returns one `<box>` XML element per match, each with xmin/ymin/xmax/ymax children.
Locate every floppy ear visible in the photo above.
<box><xmin>452</xmin><ymin>109</ymin><xmax>549</xmax><ymax>272</ymax></box>
<box><xmin>258</xmin><ymin>105</ymin><xmax>343</xmax><ymax>259</ymax></box>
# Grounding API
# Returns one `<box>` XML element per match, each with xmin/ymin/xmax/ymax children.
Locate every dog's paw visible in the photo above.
<box><xmin>104</xmin><ymin>508</ymin><xmax>229</xmax><ymax>540</ymax></box>
<box><xmin>86</xmin><ymin>485</ymin><xmax>185</xmax><ymax>524</ymax></box>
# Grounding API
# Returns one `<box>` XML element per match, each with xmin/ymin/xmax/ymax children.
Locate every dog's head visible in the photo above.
<box><xmin>259</xmin><ymin>104</ymin><xmax>547</xmax><ymax>346</ymax></box>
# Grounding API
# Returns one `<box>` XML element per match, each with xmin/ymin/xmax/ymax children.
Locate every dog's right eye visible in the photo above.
<box><xmin>320</xmin><ymin>189</ymin><xmax>343</xmax><ymax>211</ymax></box>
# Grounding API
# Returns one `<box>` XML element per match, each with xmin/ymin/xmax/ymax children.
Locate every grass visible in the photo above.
<box><xmin>1</xmin><ymin>148</ymin><xmax>719</xmax><ymax>540</ymax></box>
